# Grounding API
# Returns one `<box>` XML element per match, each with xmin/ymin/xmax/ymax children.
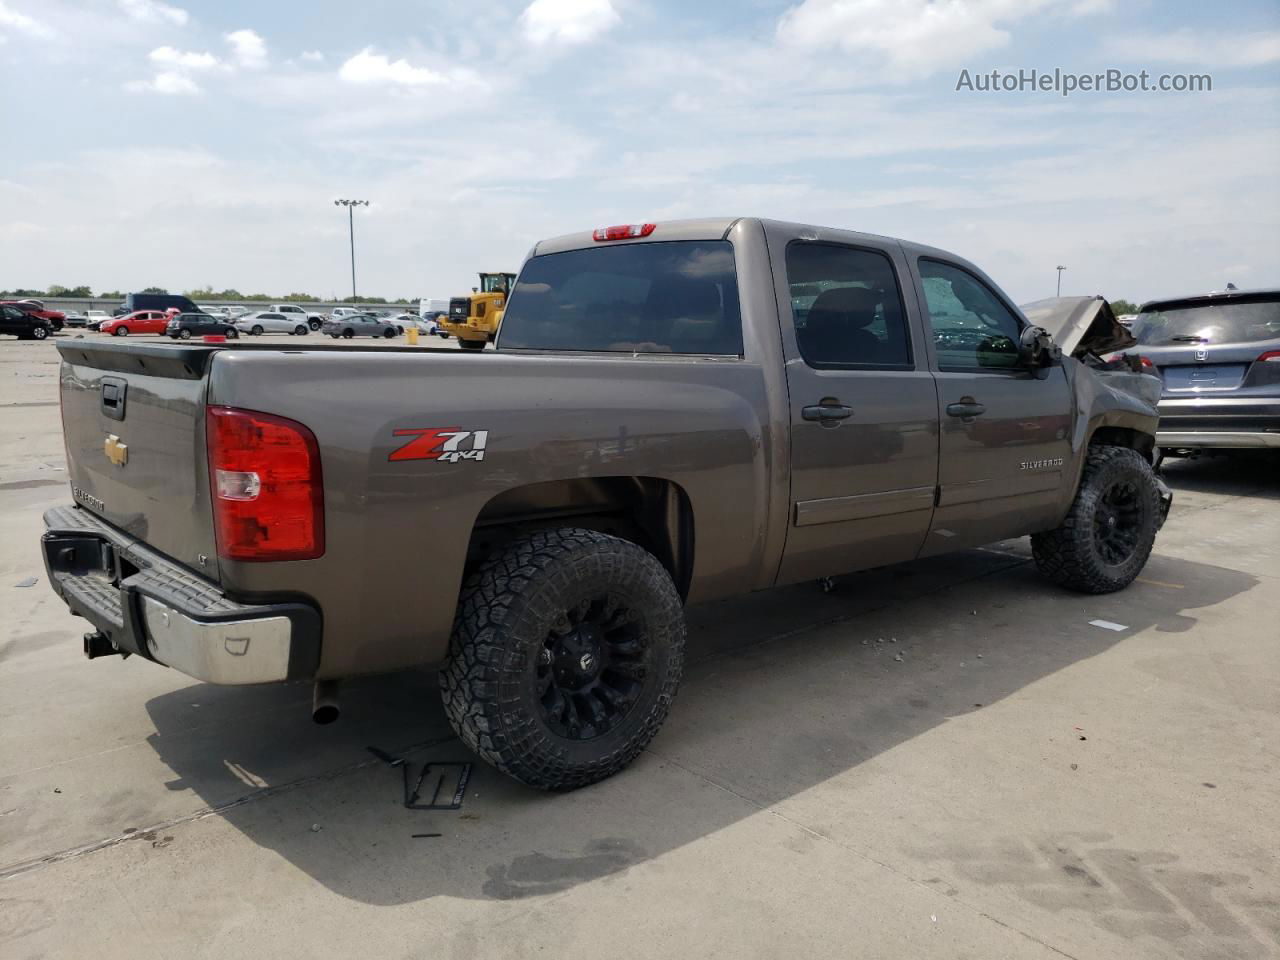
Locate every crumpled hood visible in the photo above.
<box><xmin>1020</xmin><ymin>296</ymin><xmax>1136</xmax><ymax>358</ymax></box>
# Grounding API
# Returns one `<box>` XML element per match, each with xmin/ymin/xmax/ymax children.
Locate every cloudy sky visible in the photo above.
<box><xmin>1</xmin><ymin>0</ymin><xmax>1277</xmax><ymax>304</ymax></box>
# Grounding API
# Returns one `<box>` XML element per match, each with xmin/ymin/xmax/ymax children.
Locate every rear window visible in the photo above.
<box><xmin>498</xmin><ymin>241</ymin><xmax>743</xmax><ymax>355</ymax></box>
<box><xmin>1131</xmin><ymin>298</ymin><xmax>1280</xmax><ymax>345</ymax></box>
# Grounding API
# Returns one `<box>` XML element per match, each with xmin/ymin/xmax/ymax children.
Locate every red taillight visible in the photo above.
<box><xmin>1257</xmin><ymin>350</ymin><xmax>1280</xmax><ymax>362</ymax></box>
<box><xmin>592</xmin><ymin>223</ymin><xmax>656</xmax><ymax>241</ymax></box>
<box><xmin>206</xmin><ymin>406</ymin><xmax>324</xmax><ymax>561</ymax></box>
<box><xmin>1138</xmin><ymin>355</ymin><xmax>1156</xmax><ymax>371</ymax></box>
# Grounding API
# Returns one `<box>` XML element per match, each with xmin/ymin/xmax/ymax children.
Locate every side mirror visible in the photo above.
<box><xmin>1019</xmin><ymin>325</ymin><xmax>1061</xmax><ymax>368</ymax></box>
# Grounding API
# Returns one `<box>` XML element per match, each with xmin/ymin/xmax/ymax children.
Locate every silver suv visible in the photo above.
<box><xmin>1129</xmin><ymin>289</ymin><xmax>1280</xmax><ymax>455</ymax></box>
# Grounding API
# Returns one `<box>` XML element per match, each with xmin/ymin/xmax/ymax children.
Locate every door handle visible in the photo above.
<box><xmin>802</xmin><ymin>401</ymin><xmax>853</xmax><ymax>423</ymax></box>
<box><xmin>946</xmin><ymin>400</ymin><xmax>986</xmax><ymax>419</ymax></box>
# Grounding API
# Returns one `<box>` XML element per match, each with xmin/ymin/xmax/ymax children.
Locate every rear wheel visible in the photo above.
<box><xmin>114</xmin><ymin>327</ymin><xmax>129</xmax><ymax>336</ymax></box>
<box><xmin>1032</xmin><ymin>445</ymin><xmax>1163</xmax><ymax>594</ymax></box>
<box><xmin>294</xmin><ymin>325</ymin><xmax>308</xmax><ymax>335</ymax></box>
<box><xmin>458</xmin><ymin>338</ymin><xmax>485</xmax><ymax>350</ymax></box>
<box><xmin>441</xmin><ymin>528</ymin><xmax>686</xmax><ymax>790</ymax></box>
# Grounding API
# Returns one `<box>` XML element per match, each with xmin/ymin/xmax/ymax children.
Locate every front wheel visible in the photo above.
<box><xmin>251</xmin><ymin>325</ymin><xmax>264</xmax><ymax>336</ymax></box>
<box><xmin>114</xmin><ymin>327</ymin><xmax>129</xmax><ymax>337</ymax></box>
<box><xmin>441</xmin><ymin>528</ymin><xmax>686</xmax><ymax>791</ymax></box>
<box><xmin>383</xmin><ymin>328</ymin><xmax>396</xmax><ymax>339</ymax></box>
<box><xmin>31</xmin><ymin>325</ymin><xmax>49</xmax><ymax>340</ymax></box>
<box><xmin>342</xmin><ymin>329</ymin><xmax>354</xmax><ymax>339</ymax></box>
<box><xmin>1032</xmin><ymin>445</ymin><xmax>1164</xmax><ymax>594</ymax></box>
<box><xmin>178</xmin><ymin>329</ymin><xmax>192</xmax><ymax>340</ymax></box>
<box><xmin>225</xmin><ymin>328</ymin><xmax>239</xmax><ymax>339</ymax></box>
<box><xmin>457</xmin><ymin>338</ymin><xmax>485</xmax><ymax>350</ymax></box>
<box><xmin>308</xmin><ymin>320</ymin><xmax>321</xmax><ymax>331</ymax></box>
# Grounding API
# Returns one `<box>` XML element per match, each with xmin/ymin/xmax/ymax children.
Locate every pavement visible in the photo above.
<box><xmin>1</xmin><ymin>333</ymin><xmax>1277</xmax><ymax>959</ymax></box>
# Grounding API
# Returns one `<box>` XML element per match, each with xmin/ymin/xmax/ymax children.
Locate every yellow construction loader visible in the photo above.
<box><xmin>439</xmin><ymin>272</ymin><xmax>517</xmax><ymax>350</ymax></box>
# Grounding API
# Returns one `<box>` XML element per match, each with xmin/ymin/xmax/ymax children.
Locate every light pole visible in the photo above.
<box><xmin>334</xmin><ymin>199</ymin><xmax>369</xmax><ymax>302</ymax></box>
<box><xmin>1056</xmin><ymin>265</ymin><xmax>1066</xmax><ymax>297</ymax></box>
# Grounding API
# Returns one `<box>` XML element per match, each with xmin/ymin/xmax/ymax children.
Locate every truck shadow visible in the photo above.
<box><xmin>141</xmin><ymin>545</ymin><xmax>1257</xmax><ymax>905</ymax></box>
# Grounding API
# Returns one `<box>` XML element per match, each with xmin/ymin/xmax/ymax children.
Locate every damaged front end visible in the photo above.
<box><xmin>1021</xmin><ymin>296</ymin><xmax>1171</xmax><ymax>524</ymax></box>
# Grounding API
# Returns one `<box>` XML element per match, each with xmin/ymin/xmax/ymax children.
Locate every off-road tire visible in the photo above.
<box><xmin>440</xmin><ymin>528</ymin><xmax>686</xmax><ymax>790</ymax></box>
<box><xmin>1032</xmin><ymin>445</ymin><xmax>1162</xmax><ymax>594</ymax></box>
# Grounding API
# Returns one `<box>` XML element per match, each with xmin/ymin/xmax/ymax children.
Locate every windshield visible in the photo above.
<box><xmin>480</xmin><ymin>274</ymin><xmax>512</xmax><ymax>294</ymax></box>
<box><xmin>1130</xmin><ymin>298</ymin><xmax>1280</xmax><ymax>345</ymax></box>
<box><xmin>499</xmin><ymin>241</ymin><xmax>742</xmax><ymax>355</ymax></box>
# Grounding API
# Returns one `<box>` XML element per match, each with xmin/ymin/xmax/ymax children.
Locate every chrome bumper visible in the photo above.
<box><xmin>42</xmin><ymin>505</ymin><xmax>320</xmax><ymax>685</ymax></box>
<box><xmin>1157</xmin><ymin>431</ymin><xmax>1280</xmax><ymax>449</ymax></box>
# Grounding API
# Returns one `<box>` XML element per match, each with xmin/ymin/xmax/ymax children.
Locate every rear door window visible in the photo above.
<box><xmin>785</xmin><ymin>242</ymin><xmax>912</xmax><ymax>368</ymax></box>
<box><xmin>499</xmin><ymin>241</ymin><xmax>743</xmax><ymax>355</ymax></box>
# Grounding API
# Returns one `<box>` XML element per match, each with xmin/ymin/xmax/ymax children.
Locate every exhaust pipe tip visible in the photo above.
<box><xmin>312</xmin><ymin>679</ymin><xmax>340</xmax><ymax>725</ymax></box>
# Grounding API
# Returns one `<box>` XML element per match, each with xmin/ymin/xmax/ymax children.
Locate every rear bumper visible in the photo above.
<box><xmin>1156</xmin><ymin>396</ymin><xmax>1280</xmax><ymax>449</ymax></box>
<box><xmin>1157</xmin><ymin>430</ymin><xmax>1280</xmax><ymax>449</ymax></box>
<box><xmin>41</xmin><ymin>505</ymin><xmax>321</xmax><ymax>684</ymax></box>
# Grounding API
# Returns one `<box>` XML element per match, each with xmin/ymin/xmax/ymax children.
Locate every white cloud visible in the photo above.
<box><xmin>117</xmin><ymin>0</ymin><xmax>188</xmax><ymax>26</ymax></box>
<box><xmin>126</xmin><ymin>70</ymin><xmax>200</xmax><ymax>95</ymax></box>
<box><xmin>520</xmin><ymin>0</ymin><xmax>620</xmax><ymax>46</ymax></box>
<box><xmin>777</xmin><ymin>0</ymin><xmax>1052</xmax><ymax>76</ymax></box>
<box><xmin>1069</xmin><ymin>0</ymin><xmax>1114</xmax><ymax>14</ymax></box>
<box><xmin>300</xmin><ymin>50</ymin><xmax>325</xmax><ymax>62</ymax></box>
<box><xmin>1116</xmin><ymin>28</ymin><xmax>1280</xmax><ymax>68</ymax></box>
<box><xmin>148</xmin><ymin>45</ymin><xmax>219</xmax><ymax>69</ymax></box>
<box><xmin>338</xmin><ymin>47</ymin><xmax>446</xmax><ymax>86</ymax></box>
<box><xmin>0</xmin><ymin>1</ymin><xmax>52</xmax><ymax>38</ymax></box>
<box><xmin>225</xmin><ymin>28</ymin><xmax>267</xmax><ymax>68</ymax></box>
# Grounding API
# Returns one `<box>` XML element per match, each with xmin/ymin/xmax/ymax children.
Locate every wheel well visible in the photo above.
<box><xmin>465</xmin><ymin>477</ymin><xmax>694</xmax><ymax>599</ymax></box>
<box><xmin>1090</xmin><ymin>426</ymin><xmax>1156</xmax><ymax>462</ymax></box>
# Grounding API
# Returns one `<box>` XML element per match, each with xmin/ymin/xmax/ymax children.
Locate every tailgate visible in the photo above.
<box><xmin>56</xmin><ymin>340</ymin><xmax>220</xmax><ymax>578</ymax></box>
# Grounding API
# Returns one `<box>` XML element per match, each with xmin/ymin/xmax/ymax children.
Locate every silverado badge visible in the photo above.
<box><xmin>104</xmin><ymin>434</ymin><xmax>129</xmax><ymax>467</ymax></box>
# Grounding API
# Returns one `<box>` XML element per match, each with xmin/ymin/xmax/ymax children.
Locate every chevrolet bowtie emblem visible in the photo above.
<box><xmin>104</xmin><ymin>434</ymin><xmax>128</xmax><ymax>467</ymax></box>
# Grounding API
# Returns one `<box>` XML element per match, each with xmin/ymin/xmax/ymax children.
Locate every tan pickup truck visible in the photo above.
<box><xmin>41</xmin><ymin>217</ymin><xmax>1169</xmax><ymax>790</ymax></box>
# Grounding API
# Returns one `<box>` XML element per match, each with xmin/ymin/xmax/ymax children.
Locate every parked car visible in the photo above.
<box><xmin>39</xmin><ymin>217</ymin><xmax>1171</xmax><ymax>793</ymax></box>
<box><xmin>99</xmin><ymin>310</ymin><xmax>171</xmax><ymax>336</ymax></box>
<box><xmin>63</xmin><ymin>311</ymin><xmax>88</xmax><ymax>328</ymax></box>
<box><xmin>235</xmin><ymin>312</ymin><xmax>311</xmax><ymax>336</ymax></box>
<box><xmin>329</xmin><ymin>307</ymin><xmax>360</xmax><ymax>320</ymax></box>
<box><xmin>0</xmin><ymin>303</ymin><xmax>54</xmax><ymax>340</ymax></box>
<box><xmin>398</xmin><ymin>315</ymin><xmax>445</xmax><ymax>337</ymax></box>
<box><xmin>1127</xmin><ymin>288</ymin><xmax>1280</xmax><ymax>457</ymax></box>
<box><xmin>2</xmin><ymin>300</ymin><xmax>64</xmax><ymax>331</ymax></box>
<box><xmin>114</xmin><ymin>293</ymin><xmax>200</xmax><ymax>317</ymax></box>
<box><xmin>268</xmin><ymin>304</ymin><xmax>325</xmax><ymax>331</ymax></box>
<box><xmin>166</xmin><ymin>313</ymin><xmax>241</xmax><ymax>339</ymax></box>
<box><xmin>321</xmin><ymin>313</ymin><xmax>400</xmax><ymax>338</ymax></box>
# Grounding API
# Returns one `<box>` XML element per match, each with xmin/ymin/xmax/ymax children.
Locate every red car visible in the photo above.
<box><xmin>1</xmin><ymin>300</ymin><xmax>65</xmax><ymax>332</ymax></box>
<box><xmin>99</xmin><ymin>310</ymin><xmax>172</xmax><ymax>336</ymax></box>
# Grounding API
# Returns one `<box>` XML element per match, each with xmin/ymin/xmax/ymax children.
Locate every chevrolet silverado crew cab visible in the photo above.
<box><xmin>41</xmin><ymin>218</ymin><xmax>1170</xmax><ymax>790</ymax></box>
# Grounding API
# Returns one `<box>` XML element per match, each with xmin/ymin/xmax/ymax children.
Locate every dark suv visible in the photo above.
<box><xmin>0</xmin><ymin>303</ymin><xmax>54</xmax><ymax>340</ymax></box>
<box><xmin>1129</xmin><ymin>289</ymin><xmax>1280</xmax><ymax>455</ymax></box>
<box><xmin>165</xmin><ymin>313</ymin><xmax>240</xmax><ymax>340</ymax></box>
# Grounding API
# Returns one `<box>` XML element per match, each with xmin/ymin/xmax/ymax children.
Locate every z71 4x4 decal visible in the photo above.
<box><xmin>389</xmin><ymin>427</ymin><xmax>489</xmax><ymax>463</ymax></box>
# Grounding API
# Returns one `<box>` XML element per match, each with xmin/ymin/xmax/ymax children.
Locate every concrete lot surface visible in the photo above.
<box><xmin>1</xmin><ymin>334</ymin><xmax>1277</xmax><ymax>959</ymax></box>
